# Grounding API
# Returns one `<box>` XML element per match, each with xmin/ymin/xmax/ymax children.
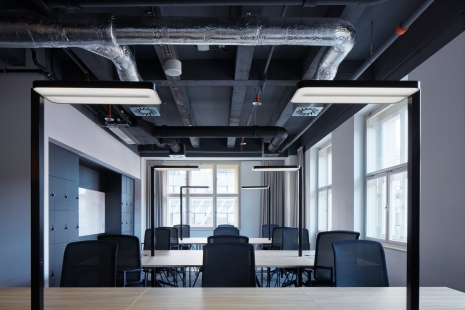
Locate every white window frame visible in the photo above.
<box><xmin>317</xmin><ymin>142</ymin><xmax>332</xmax><ymax>232</ymax></box>
<box><xmin>166</xmin><ymin>162</ymin><xmax>240</xmax><ymax>229</ymax></box>
<box><xmin>365</xmin><ymin>103</ymin><xmax>408</xmax><ymax>246</ymax></box>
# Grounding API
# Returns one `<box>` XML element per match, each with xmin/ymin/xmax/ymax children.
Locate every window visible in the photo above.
<box><xmin>166</xmin><ymin>163</ymin><xmax>239</xmax><ymax>228</ymax></box>
<box><xmin>366</xmin><ymin>100</ymin><xmax>408</xmax><ymax>244</ymax></box>
<box><xmin>318</xmin><ymin>143</ymin><xmax>332</xmax><ymax>231</ymax></box>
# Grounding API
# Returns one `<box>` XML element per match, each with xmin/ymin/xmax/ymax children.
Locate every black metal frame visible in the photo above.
<box><xmin>31</xmin><ymin>80</ymin><xmax>420</xmax><ymax>310</ymax></box>
<box><xmin>179</xmin><ymin>186</ymin><xmax>209</xmax><ymax>241</ymax></box>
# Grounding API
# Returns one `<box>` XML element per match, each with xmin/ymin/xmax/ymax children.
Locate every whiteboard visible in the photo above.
<box><xmin>79</xmin><ymin>188</ymin><xmax>105</xmax><ymax>236</ymax></box>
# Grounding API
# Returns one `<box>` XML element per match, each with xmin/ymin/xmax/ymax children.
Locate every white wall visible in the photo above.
<box><xmin>0</xmin><ymin>73</ymin><xmax>44</xmax><ymax>286</ymax></box>
<box><xmin>239</xmin><ymin>161</ymin><xmax>262</xmax><ymax>238</ymax></box>
<box><xmin>332</xmin><ymin>118</ymin><xmax>355</xmax><ymax>230</ymax></box>
<box><xmin>409</xmin><ymin>31</ymin><xmax>465</xmax><ymax>292</ymax></box>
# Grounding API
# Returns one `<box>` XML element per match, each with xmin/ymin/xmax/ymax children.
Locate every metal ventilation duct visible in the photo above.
<box><xmin>0</xmin><ymin>15</ymin><xmax>355</xmax><ymax>81</ymax></box>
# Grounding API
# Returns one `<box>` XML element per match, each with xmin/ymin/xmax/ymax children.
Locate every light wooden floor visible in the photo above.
<box><xmin>1</xmin><ymin>287</ymin><xmax>464</xmax><ymax>309</ymax></box>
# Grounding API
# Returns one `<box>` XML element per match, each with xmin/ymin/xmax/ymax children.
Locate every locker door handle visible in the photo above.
<box><xmin>76</xmin><ymin>224</ymin><xmax>79</xmax><ymax>228</ymax></box>
<box><xmin>51</xmin><ymin>225</ymin><xmax>55</xmax><ymax>231</ymax></box>
<box><xmin>51</xmin><ymin>271</ymin><xmax>55</xmax><ymax>277</ymax></box>
<box><xmin>65</xmin><ymin>193</ymin><xmax>68</xmax><ymax>198</ymax></box>
<box><xmin>51</xmin><ymin>191</ymin><xmax>55</xmax><ymax>197</ymax></box>
<box><xmin>64</xmin><ymin>225</ymin><xmax>68</xmax><ymax>230</ymax></box>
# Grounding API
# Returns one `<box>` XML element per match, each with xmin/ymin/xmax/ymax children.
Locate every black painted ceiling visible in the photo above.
<box><xmin>1</xmin><ymin>0</ymin><xmax>463</xmax><ymax>157</ymax></box>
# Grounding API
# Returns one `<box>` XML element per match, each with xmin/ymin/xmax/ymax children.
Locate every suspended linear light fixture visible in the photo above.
<box><xmin>32</xmin><ymin>81</ymin><xmax>161</xmax><ymax>105</ymax></box>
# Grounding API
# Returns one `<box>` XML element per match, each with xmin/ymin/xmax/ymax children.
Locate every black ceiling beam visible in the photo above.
<box><xmin>373</xmin><ymin>0</ymin><xmax>465</xmax><ymax>81</ymax></box>
<box><xmin>150</xmin><ymin>79</ymin><xmax>299</xmax><ymax>87</ymax></box>
<box><xmin>300</xmin><ymin>0</ymin><xmax>465</xmax><ymax>151</ymax></box>
<box><xmin>44</xmin><ymin>0</ymin><xmax>389</xmax><ymax>8</ymax></box>
<box><xmin>227</xmin><ymin>6</ymin><xmax>261</xmax><ymax>148</ymax></box>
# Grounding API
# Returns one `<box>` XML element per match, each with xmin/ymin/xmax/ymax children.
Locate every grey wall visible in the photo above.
<box><xmin>332</xmin><ymin>118</ymin><xmax>355</xmax><ymax>230</ymax></box>
<box><xmin>0</xmin><ymin>73</ymin><xmax>43</xmax><ymax>286</ymax></box>
<box><xmin>240</xmin><ymin>161</ymin><xmax>261</xmax><ymax>238</ymax></box>
<box><xmin>409</xmin><ymin>31</ymin><xmax>465</xmax><ymax>292</ymax></box>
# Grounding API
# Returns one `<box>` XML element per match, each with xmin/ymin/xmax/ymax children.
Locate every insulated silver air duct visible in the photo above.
<box><xmin>0</xmin><ymin>15</ymin><xmax>355</xmax><ymax>81</ymax></box>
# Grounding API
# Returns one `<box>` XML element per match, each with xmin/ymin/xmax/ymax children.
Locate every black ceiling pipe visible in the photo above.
<box><xmin>160</xmin><ymin>138</ymin><xmax>182</xmax><ymax>153</ymax></box>
<box><xmin>130</xmin><ymin>120</ymin><xmax>288</xmax><ymax>153</ymax></box>
<box><xmin>44</xmin><ymin>0</ymin><xmax>389</xmax><ymax>8</ymax></box>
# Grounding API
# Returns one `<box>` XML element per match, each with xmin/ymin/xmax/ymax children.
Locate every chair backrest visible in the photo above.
<box><xmin>313</xmin><ymin>230</ymin><xmax>360</xmax><ymax>283</ymax></box>
<box><xmin>173</xmin><ymin>224</ymin><xmax>190</xmax><ymax>238</ymax></box>
<box><xmin>261</xmin><ymin>224</ymin><xmax>279</xmax><ymax>238</ymax></box>
<box><xmin>160</xmin><ymin>227</ymin><xmax>179</xmax><ymax>249</ymax></box>
<box><xmin>207</xmin><ymin>235</ymin><xmax>249</xmax><ymax>243</ymax></box>
<box><xmin>218</xmin><ymin>224</ymin><xmax>235</xmax><ymax>227</ymax></box>
<box><xmin>271</xmin><ymin>227</ymin><xmax>285</xmax><ymax>249</ymax></box>
<box><xmin>202</xmin><ymin>242</ymin><xmax>256</xmax><ymax>287</ymax></box>
<box><xmin>281</xmin><ymin>228</ymin><xmax>310</xmax><ymax>250</ymax></box>
<box><xmin>97</xmin><ymin>234</ymin><xmax>142</xmax><ymax>285</ymax></box>
<box><xmin>60</xmin><ymin>240</ymin><xmax>118</xmax><ymax>287</ymax></box>
<box><xmin>213</xmin><ymin>226</ymin><xmax>240</xmax><ymax>236</ymax></box>
<box><xmin>332</xmin><ymin>240</ymin><xmax>389</xmax><ymax>287</ymax></box>
<box><xmin>143</xmin><ymin>228</ymin><xmax>172</xmax><ymax>250</ymax></box>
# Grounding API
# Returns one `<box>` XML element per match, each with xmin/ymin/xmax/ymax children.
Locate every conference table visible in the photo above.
<box><xmin>141</xmin><ymin>250</ymin><xmax>315</xmax><ymax>287</ymax></box>
<box><xmin>179</xmin><ymin>237</ymin><xmax>271</xmax><ymax>249</ymax></box>
<box><xmin>2</xmin><ymin>287</ymin><xmax>464</xmax><ymax>309</ymax></box>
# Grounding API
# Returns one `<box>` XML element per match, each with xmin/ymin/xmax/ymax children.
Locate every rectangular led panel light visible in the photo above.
<box><xmin>153</xmin><ymin>165</ymin><xmax>200</xmax><ymax>171</ymax></box>
<box><xmin>291</xmin><ymin>87</ymin><xmax>419</xmax><ymax>104</ymax></box>
<box><xmin>33</xmin><ymin>87</ymin><xmax>161</xmax><ymax>105</ymax></box>
<box><xmin>253</xmin><ymin>165</ymin><xmax>300</xmax><ymax>171</ymax></box>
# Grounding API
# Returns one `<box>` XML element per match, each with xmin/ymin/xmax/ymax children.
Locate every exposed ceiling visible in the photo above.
<box><xmin>0</xmin><ymin>0</ymin><xmax>464</xmax><ymax>158</ymax></box>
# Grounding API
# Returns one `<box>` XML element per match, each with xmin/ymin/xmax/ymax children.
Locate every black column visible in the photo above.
<box><xmin>407</xmin><ymin>91</ymin><xmax>421</xmax><ymax>310</ymax></box>
<box><xmin>31</xmin><ymin>90</ymin><xmax>44</xmax><ymax>310</ymax></box>
<box><xmin>151</xmin><ymin>168</ymin><xmax>155</xmax><ymax>256</ymax></box>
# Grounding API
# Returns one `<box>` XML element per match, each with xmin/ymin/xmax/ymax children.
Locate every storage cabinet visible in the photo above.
<box><xmin>106</xmin><ymin>174</ymin><xmax>134</xmax><ymax>236</ymax></box>
<box><xmin>48</xmin><ymin>143</ymin><xmax>80</xmax><ymax>287</ymax></box>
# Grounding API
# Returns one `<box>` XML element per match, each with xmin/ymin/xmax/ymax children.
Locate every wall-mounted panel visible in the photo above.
<box><xmin>79</xmin><ymin>188</ymin><xmax>105</xmax><ymax>236</ymax></box>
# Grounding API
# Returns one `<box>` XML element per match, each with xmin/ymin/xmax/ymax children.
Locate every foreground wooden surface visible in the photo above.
<box><xmin>141</xmin><ymin>250</ymin><xmax>315</xmax><ymax>268</ymax></box>
<box><xmin>1</xmin><ymin>287</ymin><xmax>464</xmax><ymax>309</ymax></box>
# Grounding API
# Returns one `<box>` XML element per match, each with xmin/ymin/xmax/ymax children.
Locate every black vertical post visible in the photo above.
<box><xmin>267</xmin><ymin>187</ymin><xmax>271</xmax><ymax>240</ymax></box>
<box><xmin>298</xmin><ymin>167</ymin><xmax>303</xmax><ymax>257</ymax></box>
<box><xmin>407</xmin><ymin>91</ymin><xmax>421</xmax><ymax>310</ymax></box>
<box><xmin>180</xmin><ymin>187</ymin><xmax>184</xmax><ymax>241</ymax></box>
<box><xmin>151</xmin><ymin>168</ymin><xmax>155</xmax><ymax>257</ymax></box>
<box><xmin>31</xmin><ymin>90</ymin><xmax>44</xmax><ymax>310</ymax></box>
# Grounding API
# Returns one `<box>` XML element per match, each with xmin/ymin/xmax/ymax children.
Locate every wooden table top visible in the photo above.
<box><xmin>2</xmin><ymin>287</ymin><xmax>464</xmax><ymax>309</ymax></box>
<box><xmin>141</xmin><ymin>250</ymin><xmax>315</xmax><ymax>268</ymax></box>
<box><xmin>179</xmin><ymin>237</ymin><xmax>272</xmax><ymax>245</ymax></box>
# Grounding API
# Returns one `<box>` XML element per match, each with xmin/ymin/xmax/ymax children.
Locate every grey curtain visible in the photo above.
<box><xmin>292</xmin><ymin>147</ymin><xmax>307</xmax><ymax>228</ymax></box>
<box><xmin>145</xmin><ymin>160</ymin><xmax>167</xmax><ymax>228</ymax></box>
<box><xmin>260</xmin><ymin>160</ymin><xmax>285</xmax><ymax>236</ymax></box>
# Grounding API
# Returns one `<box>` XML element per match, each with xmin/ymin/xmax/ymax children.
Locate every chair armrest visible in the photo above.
<box><xmin>313</xmin><ymin>265</ymin><xmax>334</xmax><ymax>286</ymax></box>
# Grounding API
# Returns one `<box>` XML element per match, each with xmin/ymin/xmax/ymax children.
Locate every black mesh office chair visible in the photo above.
<box><xmin>143</xmin><ymin>228</ymin><xmax>179</xmax><ymax>287</ymax></box>
<box><xmin>160</xmin><ymin>227</ymin><xmax>179</xmax><ymax>250</ymax></box>
<box><xmin>270</xmin><ymin>227</ymin><xmax>286</xmax><ymax>250</ymax></box>
<box><xmin>280</xmin><ymin>228</ymin><xmax>310</xmax><ymax>287</ymax></box>
<box><xmin>207</xmin><ymin>235</ymin><xmax>249</xmax><ymax>243</ymax></box>
<box><xmin>332</xmin><ymin>240</ymin><xmax>389</xmax><ymax>287</ymax></box>
<box><xmin>174</xmin><ymin>224</ymin><xmax>191</xmax><ymax>250</ymax></box>
<box><xmin>97</xmin><ymin>234</ymin><xmax>146</xmax><ymax>287</ymax></box>
<box><xmin>143</xmin><ymin>228</ymin><xmax>171</xmax><ymax>250</ymax></box>
<box><xmin>307</xmin><ymin>230</ymin><xmax>360</xmax><ymax>287</ymax></box>
<box><xmin>60</xmin><ymin>240</ymin><xmax>118</xmax><ymax>287</ymax></box>
<box><xmin>262</xmin><ymin>224</ymin><xmax>279</xmax><ymax>239</ymax></box>
<box><xmin>213</xmin><ymin>226</ymin><xmax>240</xmax><ymax>236</ymax></box>
<box><xmin>174</xmin><ymin>224</ymin><xmax>190</xmax><ymax>238</ymax></box>
<box><xmin>218</xmin><ymin>224</ymin><xmax>235</xmax><ymax>227</ymax></box>
<box><xmin>281</xmin><ymin>228</ymin><xmax>310</xmax><ymax>250</ymax></box>
<box><xmin>202</xmin><ymin>242</ymin><xmax>256</xmax><ymax>287</ymax></box>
